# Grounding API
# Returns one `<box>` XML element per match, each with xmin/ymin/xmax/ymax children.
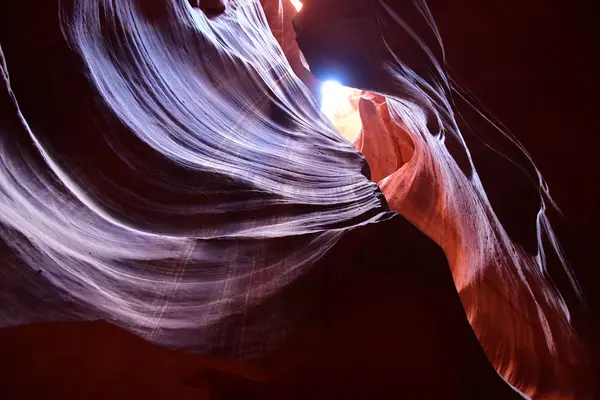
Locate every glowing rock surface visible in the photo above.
<box><xmin>0</xmin><ymin>0</ymin><xmax>592</xmax><ymax>398</ymax></box>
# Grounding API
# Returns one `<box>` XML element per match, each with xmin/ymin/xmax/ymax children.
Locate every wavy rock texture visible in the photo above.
<box><xmin>0</xmin><ymin>1</ymin><xmax>596</xmax><ymax>399</ymax></box>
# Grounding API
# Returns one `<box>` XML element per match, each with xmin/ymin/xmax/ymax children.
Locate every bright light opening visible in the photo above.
<box><xmin>320</xmin><ymin>80</ymin><xmax>363</xmax><ymax>143</ymax></box>
<box><xmin>321</xmin><ymin>81</ymin><xmax>346</xmax><ymax>115</ymax></box>
<box><xmin>290</xmin><ymin>0</ymin><xmax>303</xmax><ymax>12</ymax></box>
